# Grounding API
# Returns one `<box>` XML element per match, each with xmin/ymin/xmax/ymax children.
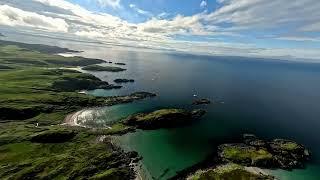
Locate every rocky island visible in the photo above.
<box><xmin>192</xmin><ymin>98</ymin><xmax>211</xmax><ymax>105</ymax></box>
<box><xmin>104</xmin><ymin>92</ymin><xmax>156</xmax><ymax>106</ymax></box>
<box><xmin>82</xmin><ymin>64</ymin><xmax>126</xmax><ymax>72</ymax></box>
<box><xmin>114</xmin><ymin>78</ymin><xmax>135</xmax><ymax>83</ymax></box>
<box><xmin>123</xmin><ymin>109</ymin><xmax>206</xmax><ymax>130</ymax></box>
<box><xmin>115</xmin><ymin>62</ymin><xmax>126</xmax><ymax>65</ymax></box>
<box><xmin>172</xmin><ymin>134</ymin><xmax>311</xmax><ymax>180</ymax></box>
<box><xmin>218</xmin><ymin>134</ymin><xmax>311</xmax><ymax>169</ymax></box>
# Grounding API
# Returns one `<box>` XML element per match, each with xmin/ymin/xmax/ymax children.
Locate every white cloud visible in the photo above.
<box><xmin>157</xmin><ymin>12</ymin><xmax>169</xmax><ymax>19</ymax></box>
<box><xmin>138</xmin><ymin>13</ymin><xmax>212</xmax><ymax>36</ymax></box>
<box><xmin>32</xmin><ymin>0</ymin><xmax>128</xmax><ymax>30</ymax></box>
<box><xmin>0</xmin><ymin>4</ymin><xmax>68</xmax><ymax>32</ymax></box>
<box><xmin>20</xmin><ymin>0</ymin><xmax>320</xmax><ymax>40</ymax></box>
<box><xmin>95</xmin><ymin>0</ymin><xmax>121</xmax><ymax>9</ymax></box>
<box><xmin>275</xmin><ymin>36</ymin><xmax>320</xmax><ymax>42</ymax></box>
<box><xmin>75</xmin><ymin>30</ymin><xmax>105</xmax><ymax>38</ymax></box>
<box><xmin>200</xmin><ymin>1</ymin><xmax>207</xmax><ymax>8</ymax></box>
<box><xmin>129</xmin><ymin>4</ymin><xmax>153</xmax><ymax>17</ymax></box>
<box><xmin>206</xmin><ymin>0</ymin><xmax>320</xmax><ymax>32</ymax></box>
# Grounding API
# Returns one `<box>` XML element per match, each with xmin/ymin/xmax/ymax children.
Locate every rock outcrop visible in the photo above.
<box><xmin>104</xmin><ymin>92</ymin><xmax>157</xmax><ymax>106</ymax></box>
<box><xmin>218</xmin><ymin>134</ymin><xmax>311</xmax><ymax>170</ymax></box>
<box><xmin>114</xmin><ymin>79</ymin><xmax>135</xmax><ymax>83</ymax></box>
<box><xmin>82</xmin><ymin>65</ymin><xmax>126</xmax><ymax>72</ymax></box>
<box><xmin>115</xmin><ymin>63</ymin><xmax>126</xmax><ymax>65</ymax></box>
<box><xmin>123</xmin><ymin>109</ymin><xmax>206</xmax><ymax>130</ymax></box>
<box><xmin>192</xmin><ymin>99</ymin><xmax>211</xmax><ymax>105</ymax></box>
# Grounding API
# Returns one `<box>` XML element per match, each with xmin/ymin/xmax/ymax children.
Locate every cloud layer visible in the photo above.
<box><xmin>0</xmin><ymin>0</ymin><xmax>319</xmax><ymax>60</ymax></box>
<box><xmin>96</xmin><ymin>0</ymin><xmax>121</xmax><ymax>9</ymax></box>
<box><xmin>0</xmin><ymin>4</ymin><xmax>68</xmax><ymax>32</ymax></box>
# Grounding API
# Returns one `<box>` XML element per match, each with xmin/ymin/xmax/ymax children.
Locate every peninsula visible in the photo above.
<box><xmin>123</xmin><ymin>109</ymin><xmax>206</xmax><ymax>130</ymax></box>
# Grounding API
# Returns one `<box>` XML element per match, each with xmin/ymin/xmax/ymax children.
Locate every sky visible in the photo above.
<box><xmin>0</xmin><ymin>0</ymin><xmax>319</xmax><ymax>60</ymax></box>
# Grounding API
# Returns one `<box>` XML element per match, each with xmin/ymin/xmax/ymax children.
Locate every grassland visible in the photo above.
<box><xmin>0</xmin><ymin>40</ymin><xmax>104</xmax><ymax>68</ymax></box>
<box><xmin>0</xmin><ymin>40</ymin><xmax>138</xmax><ymax>179</ymax></box>
<box><xmin>221</xmin><ymin>145</ymin><xmax>273</xmax><ymax>164</ymax></box>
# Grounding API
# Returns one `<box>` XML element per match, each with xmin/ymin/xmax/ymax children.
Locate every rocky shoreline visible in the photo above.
<box><xmin>63</xmin><ymin>92</ymin><xmax>157</xmax><ymax>128</ymax></box>
<box><xmin>114</xmin><ymin>78</ymin><xmax>135</xmax><ymax>83</ymax></box>
<box><xmin>82</xmin><ymin>64</ymin><xmax>126</xmax><ymax>72</ymax></box>
<box><xmin>217</xmin><ymin>134</ymin><xmax>311</xmax><ymax>170</ymax></box>
<box><xmin>123</xmin><ymin>109</ymin><xmax>206</xmax><ymax>130</ymax></box>
<box><xmin>192</xmin><ymin>98</ymin><xmax>211</xmax><ymax>105</ymax></box>
<box><xmin>170</xmin><ymin>134</ymin><xmax>311</xmax><ymax>180</ymax></box>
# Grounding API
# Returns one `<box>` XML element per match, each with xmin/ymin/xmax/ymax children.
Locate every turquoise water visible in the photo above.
<box><xmin>80</xmin><ymin>48</ymin><xmax>320</xmax><ymax>179</ymax></box>
<box><xmin>267</xmin><ymin>165</ymin><xmax>320</xmax><ymax>180</ymax></box>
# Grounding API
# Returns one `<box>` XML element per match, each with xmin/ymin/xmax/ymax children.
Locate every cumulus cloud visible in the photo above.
<box><xmin>0</xmin><ymin>4</ymin><xmax>68</xmax><ymax>32</ymax></box>
<box><xmin>129</xmin><ymin>4</ymin><xmax>153</xmax><ymax>17</ymax></box>
<box><xmin>138</xmin><ymin>14</ymin><xmax>206</xmax><ymax>35</ymax></box>
<box><xmin>206</xmin><ymin>0</ymin><xmax>320</xmax><ymax>32</ymax></box>
<box><xmin>157</xmin><ymin>12</ymin><xmax>169</xmax><ymax>19</ymax></box>
<box><xmin>95</xmin><ymin>0</ymin><xmax>121</xmax><ymax>9</ymax></box>
<box><xmin>200</xmin><ymin>1</ymin><xmax>207</xmax><ymax>8</ymax></box>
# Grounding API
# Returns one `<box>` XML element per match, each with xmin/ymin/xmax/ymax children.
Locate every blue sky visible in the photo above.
<box><xmin>67</xmin><ymin>0</ymin><xmax>220</xmax><ymax>22</ymax></box>
<box><xmin>0</xmin><ymin>0</ymin><xmax>319</xmax><ymax>60</ymax></box>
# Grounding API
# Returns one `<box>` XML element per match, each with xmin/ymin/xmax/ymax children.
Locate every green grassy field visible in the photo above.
<box><xmin>0</xmin><ymin>41</ymin><xmax>135</xmax><ymax>179</ymax></box>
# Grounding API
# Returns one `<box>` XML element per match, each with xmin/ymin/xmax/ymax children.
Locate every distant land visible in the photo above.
<box><xmin>0</xmin><ymin>39</ymin><xmax>79</xmax><ymax>54</ymax></box>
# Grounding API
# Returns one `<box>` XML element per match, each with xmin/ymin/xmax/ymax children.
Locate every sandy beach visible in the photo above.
<box><xmin>63</xmin><ymin>109</ymin><xmax>89</xmax><ymax>127</ymax></box>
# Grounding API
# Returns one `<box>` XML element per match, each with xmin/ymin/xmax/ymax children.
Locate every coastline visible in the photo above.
<box><xmin>64</xmin><ymin>108</ymin><xmax>150</xmax><ymax>180</ymax></box>
<box><xmin>245</xmin><ymin>167</ymin><xmax>273</xmax><ymax>178</ymax></box>
<box><xmin>63</xmin><ymin>108</ymin><xmax>114</xmax><ymax>129</ymax></box>
<box><xmin>63</xmin><ymin>109</ymin><xmax>89</xmax><ymax>127</ymax></box>
<box><xmin>111</xmin><ymin>135</ymin><xmax>153</xmax><ymax>180</ymax></box>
